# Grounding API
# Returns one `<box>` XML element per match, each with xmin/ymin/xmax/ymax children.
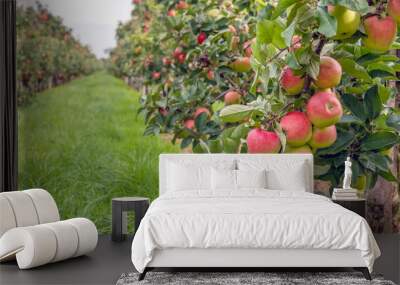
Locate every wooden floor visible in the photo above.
<box><xmin>0</xmin><ymin>234</ymin><xmax>398</xmax><ymax>285</ymax></box>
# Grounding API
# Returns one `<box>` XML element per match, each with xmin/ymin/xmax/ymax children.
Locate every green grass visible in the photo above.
<box><xmin>18</xmin><ymin>71</ymin><xmax>179</xmax><ymax>233</ymax></box>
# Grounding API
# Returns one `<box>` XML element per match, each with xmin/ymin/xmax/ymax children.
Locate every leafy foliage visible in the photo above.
<box><xmin>110</xmin><ymin>0</ymin><xmax>399</xmax><ymax>191</ymax></box>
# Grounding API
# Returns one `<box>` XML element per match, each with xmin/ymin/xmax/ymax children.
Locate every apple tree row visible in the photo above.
<box><xmin>110</xmin><ymin>0</ymin><xmax>400</xmax><ymax>192</ymax></box>
<box><xmin>17</xmin><ymin>3</ymin><xmax>102</xmax><ymax>104</ymax></box>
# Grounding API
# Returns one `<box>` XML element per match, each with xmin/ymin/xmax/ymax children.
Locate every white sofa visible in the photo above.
<box><xmin>0</xmin><ymin>189</ymin><xmax>98</xmax><ymax>269</ymax></box>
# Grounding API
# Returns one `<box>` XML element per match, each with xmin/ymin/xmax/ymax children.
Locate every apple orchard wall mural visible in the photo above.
<box><xmin>18</xmin><ymin>0</ymin><xmax>399</xmax><ymax>233</ymax></box>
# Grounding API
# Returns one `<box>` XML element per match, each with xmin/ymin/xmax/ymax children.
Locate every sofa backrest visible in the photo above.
<box><xmin>159</xmin><ymin>154</ymin><xmax>313</xmax><ymax>195</ymax></box>
<box><xmin>0</xmin><ymin>189</ymin><xmax>60</xmax><ymax>237</ymax></box>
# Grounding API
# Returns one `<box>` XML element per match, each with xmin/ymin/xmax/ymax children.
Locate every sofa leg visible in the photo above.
<box><xmin>354</xmin><ymin>267</ymin><xmax>371</xmax><ymax>280</ymax></box>
<box><xmin>138</xmin><ymin>268</ymin><xmax>148</xmax><ymax>281</ymax></box>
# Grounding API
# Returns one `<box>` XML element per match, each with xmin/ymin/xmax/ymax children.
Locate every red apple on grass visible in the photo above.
<box><xmin>309</xmin><ymin>125</ymin><xmax>337</xmax><ymax>149</ymax></box>
<box><xmin>314</xmin><ymin>56</ymin><xmax>342</xmax><ymax>89</ymax></box>
<box><xmin>306</xmin><ymin>91</ymin><xmax>343</xmax><ymax>128</ymax></box>
<box><xmin>280</xmin><ymin>67</ymin><xmax>305</xmax><ymax>95</ymax></box>
<box><xmin>363</xmin><ymin>15</ymin><xmax>397</xmax><ymax>53</ymax></box>
<box><xmin>229</xmin><ymin>57</ymin><xmax>251</xmax><ymax>72</ymax></box>
<box><xmin>184</xmin><ymin>119</ymin><xmax>195</xmax><ymax>129</ymax></box>
<box><xmin>246</xmin><ymin>128</ymin><xmax>281</xmax><ymax>153</ymax></box>
<box><xmin>280</xmin><ymin>111</ymin><xmax>312</xmax><ymax>146</ymax></box>
<box><xmin>197</xmin><ymin>32</ymin><xmax>207</xmax><ymax>45</ymax></box>
<box><xmin>194</xmin><ymin>107</ymin><xmax>211</xmax><ymax>118</ymax></box>
<box><xmin>224</xmin><ymin>91</ymin><xmax>242</xmax><ymax>105</ymax></box>
<box><xmin>284</xmin><ymin>145</ymin><xmax>312</xmax><ymax>154</ymax></box>
<box><xmin>388</xmin><ymin>0</ymin><xmax>400</xmax><ymax>25</ymax></box>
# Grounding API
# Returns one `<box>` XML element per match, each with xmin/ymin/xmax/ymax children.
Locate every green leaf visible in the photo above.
<box><xmin>195</xmin><ymin>112</ymin><xmax>208</xmax><ymax>131</ymax></box>
<box><xmin>360</xmin><ymin>131</ymin><xmax>399</xmax><ymax>151</ymax></box>
<box><xmin>180</xmin><ymin>137</ymin><xmax>193</xmax><ymax>149</ymax></box>
<box><xmin>386</xmin><ymin>113</ymin><xmax>400</xmax><ymax>132</ymax></box>
<box><xmin>314</xmin><ymin>164</ymin><xmax>331</xmax><ymax>176</ymax></box>
<box><xmin>337</xmin><ymin>58</ymin><xmax>372</xmax><ymax>82</ymax></box>
<box><xmin>256</xmin><ymin>20</ymin><xmax>274</xmax><ymax>44</ymax></box>
<box><xmin>317</xmin><ymin>130</ymin><xmax>354</xmax><ymax>155</ymax></box>
<box><xmin>319</xmin><ymin>0</ymin><xmax>369</xmax><ymax>14</ymax></box>
<box><xmin>341</xmin><ymin>93</ymin><xmax>366</xmax><ymax>121</ymax></box>
<box><xmin>378</xmin><ymin>169</ymin><xmax>398</xmax><ymax>182</ymax></box>
<box><xmin>359</xmin><ymin>152</ymin><xmax>388</xmax><ymax>172</ymax></box>
<box><xmin>231</xmin><ymin>124</ymin><xmax>250</xmax><ymax>140</ymax></box>
<box><xmin>317</xmin><ymin>7</ymin><xmax>337</xmax><ymax>38</ymax></box>
<box><xmin>377</xmin><ymin>83</ymin><xmax>391</xmax><ymax>103</ymax></box>
<box><xmin>282</xmin><ymin>19</ymin><xmax>297</xmax><ymax>47</ymax></box>
<box><xmin>209</xmin><ymin>139</ymin><xmax>223</xmax><ymax>153</ymax></box>
<box><xmin>307</xmin><ymin>53</ymin><xmax>320</xmax><ymax>80</ymax></box>
<box><xmin>223</xmin><ymin>137</ymin><xmax>239</xmax><ymax>153</ymax></box>
<box><xmin>363</xmin><ymin>85</ymin><xmax>382</xmax><ymax>120</ymax></box>
<box><xmin>212</xmin><ymin>101</ymin><xmax>225</xmax><ymax>113</ymax></box>
<box><xmin>219</xmin><ymin>104</ymin><xmax>254</xmax><ymax>123</ymax></box>
<box><xmin>272</xmin><ymin>0</ymin><xmax>298</xmax><ymax>19</ymax></box>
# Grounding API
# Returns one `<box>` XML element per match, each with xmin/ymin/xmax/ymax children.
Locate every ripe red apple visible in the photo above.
<box><xmin>197</xmin><ymin>32</ymin><xmax>207</xmax><ymax>45</ymax></box>
<box><xmin>133</xmin><ymin>0</ymin><xmax>141</xmax><ymax>4</ymax></box>
<box><xmin>309</xmin><ymin>125</ymin><xmax>337</xmax><ymax>149</ymax></box>
<box><xmin>176</xmin><ymin>0</ymin><xmax>189</xmax><ymax>10</ymax></box>
<box><xmin>314</xmin><ymin>56</ymin><xmax>342</xmax><ymax>89</ymax></box>
<box><xmin>246</xmin><ymin>128</ymin><xmax>281</xmax><ymax>153</ymax></box>
<box><xmin>363</xmin><ymin>15</ymin><xmax>397</xmax><ymax>53</ymax></box>
<box><xmin>280</xmin><ymin>67</ymin><xmax>305</xmax><ymax>95</ymax></box>
<box><xmin>306</xmin><ymin>91</ymin><xmax>343</xmax><ymax>128</ymax></box>
<box><xmin>177</xmin><ymin>53</ymin><xmax>186</xmax><ymax>64</ymax></box>
<box><xmin>167</xmin><ymin>9</ymin><xmax>176</xmax><ymax>17</ymax></box>
<box><xmin>229</xmin><ymin>57</ymin><xmax>251</xmax><ymax>72</ymax></box>
<box><xmin>173</xmin><ymin>47</ymin><xmax>183</xmax><ymax>59</ymax></box>
<box><xmin>284</xmin><ymin>145</ymin><xmax>312</xmax><ymax>154</ymax></box>
<box><xmin>280</xmin><ymin>111</ymin><xmax>312</xmax><ymax>146</ymax></box>
<box><xmin>194</xmin><ymin>107</ymin><xmax>211</xmax><ymax>118</ymax></box>
<box><xmin>184</xmin><ymin>119</ymin><xmax>195</xmax><ymax>129</ymax></box>
<box><xmin>152</xmin><ymin>72</ymin><xmax>161</xmax><ymax>80</ymax></box>
<box><xmin>224</xmin><ymin>91</ymin><xmax>242</xmax><ymax>105</ymax></box>
<box><xmin>388</xmin><ymin>0</ymin><xmax>400</xmax><ymax>25</ymax></box>
<box><xmin>162</xmin><ymin>57</ymin><xmax>171</xmax><ymax>66</ymax></box>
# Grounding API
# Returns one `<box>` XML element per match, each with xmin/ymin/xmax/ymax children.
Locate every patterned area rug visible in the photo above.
<box><xmin>116</xmin><ymin>272</ymin><xmax>395</xmax><ymax>285</ymax></box>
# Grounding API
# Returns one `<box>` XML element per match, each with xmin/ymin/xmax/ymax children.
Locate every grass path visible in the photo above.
<box><xmin>18</xmin><ymin>71</ymin><xmax>179</xmax><ymax>233</ymax></box>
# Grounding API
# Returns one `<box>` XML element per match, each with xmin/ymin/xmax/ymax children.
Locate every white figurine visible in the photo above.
<box><xmin>342</xmin><ymin>156</ymin><xmax>352</xmax><ymax>190</ymax></box>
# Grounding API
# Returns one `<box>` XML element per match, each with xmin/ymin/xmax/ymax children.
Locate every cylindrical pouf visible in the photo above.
<box><xmin>0</xmin><ymin>226</ymin><xmax>57</xmax><ymax>269</ymax></box>
<box><xmin>64</xmin><ymin>218</ymin><xmax>98</xmax><ymax>257</ymax></box>
<box><xmin>0</xmin><ymin>196</ymin><xmax>17</xmax><ymax>237</ymax></box>
<box><xmin>24</xmin><ymin>189</ymin><xmax>60</xmax><ymax>224</ymax></box>
<box><xmin>42</xmin><ymin>221</ymin><xmax>79</xmax><ymax>262</ymax></box>
<box><xmin>0</xmin><ymin>191</ymin><xmax>39</xmax><ymax>228</ymax></box>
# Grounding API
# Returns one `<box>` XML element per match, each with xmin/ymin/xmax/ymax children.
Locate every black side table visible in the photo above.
<box><xmin>112</xmin><ymin>197</ymin><xmax>149</xmax><ymax>242</ymax></box>
<box><xmin>332</xmin><ymin>198</ymin><xmax>366</xmax><ymax>218</ymax></box>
